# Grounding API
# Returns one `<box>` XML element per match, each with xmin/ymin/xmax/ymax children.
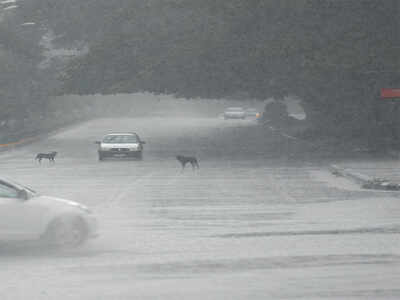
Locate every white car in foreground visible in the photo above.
<box><xmin>0</xmin><ymin>178</ymin><xmax>98</xmax><ymax>247</ymax></box>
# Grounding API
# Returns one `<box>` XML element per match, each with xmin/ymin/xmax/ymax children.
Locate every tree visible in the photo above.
<box><xmin>18</xmin><ymin>0</ymin><xmax>400</xmax><ymax>144</ymax></box>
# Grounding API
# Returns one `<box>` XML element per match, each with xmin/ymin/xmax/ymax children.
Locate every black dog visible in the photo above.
<box><xmin>35</xmin><ymin>151</ymin><xmax>57</xmax><ymax>163</ymax></box>
<box><xmin>176</xmin><ymin>155</ymin><xmax>199</xmax><ymax>171</ymax></box>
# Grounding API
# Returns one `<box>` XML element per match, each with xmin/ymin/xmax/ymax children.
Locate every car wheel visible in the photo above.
<box><xmin>43</xmin><ymin>217</ymin><xmax>88</xmax><ymax>248</ymax></box>
<box><xmin>98</xmin><ymin>154</ymin><xmax>104</xmax><ymax>161</ymax></box>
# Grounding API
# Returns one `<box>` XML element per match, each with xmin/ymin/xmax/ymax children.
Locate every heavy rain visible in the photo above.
<box><xmin>0</xmin><ymin>1</ymin><xmax>399</xmax><ymax>299</ymax></box>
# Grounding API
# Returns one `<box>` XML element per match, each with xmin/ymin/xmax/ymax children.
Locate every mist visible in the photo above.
<box><xmin>0</xmin><ymin>1</ymin><xmax>399</xmax><ymax>299</ymax></box>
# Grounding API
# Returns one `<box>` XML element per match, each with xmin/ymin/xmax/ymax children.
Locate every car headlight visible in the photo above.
<box><xmin>129</xmin><ymin>144</ymin><xmax>139</xmax><ymax>151</ymax></box>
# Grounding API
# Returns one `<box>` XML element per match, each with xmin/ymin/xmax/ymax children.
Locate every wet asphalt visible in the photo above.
<box><xmin>0</xmin><ymin>116</ymin><xmax>399</xmax><ymax>300</ymax></box>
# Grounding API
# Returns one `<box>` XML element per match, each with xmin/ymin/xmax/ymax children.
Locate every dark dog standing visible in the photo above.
<box><xmin>35</xmin><ymin>151</ymin><xmax>57</xmax><ymax>163</ymax></box>
<box><xmin>176</xmin><ymin>155</ymin><xmax>199</xmax><ymax>171</ymax></box>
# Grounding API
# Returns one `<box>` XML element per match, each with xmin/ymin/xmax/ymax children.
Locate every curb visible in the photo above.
<box><xmin>329</xmin><ymin>164</ymin><xmax>400</xmax><ymax>191</ymax></box>
<box><xmin>0</xmin><ymin>118</ymin><xmax>92</xmax><ymax>153</ymax></box>
<box><xmin>267</xmin><ymin>126</ymin><xmax>298</xmax><ymax>140</ymax></box>
<box><xmin>0</xmin><ymin>136</ymin><xmax>41</xmax><ymax>152</ymax></box>
<box><xmin>329</xmin><ymin>164</ymin><xmax>372</xmax><ymax>185</ymax></box>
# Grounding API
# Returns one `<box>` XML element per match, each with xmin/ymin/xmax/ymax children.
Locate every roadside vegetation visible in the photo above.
<box><xmin>0</xmin><ymin>1</ymin><xmax>399</xmax><ymax>151</ymax></box>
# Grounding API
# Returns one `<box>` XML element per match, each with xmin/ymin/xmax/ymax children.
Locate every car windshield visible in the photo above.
<box><xmin>0</xmin><ymin>179</ymin><xmax>37</xmax><ymax>195</ymax></box>
<box><xmin>103</xmin><ymin>135</ymin><xmax>138</xmax><ymax>143</ymax></box>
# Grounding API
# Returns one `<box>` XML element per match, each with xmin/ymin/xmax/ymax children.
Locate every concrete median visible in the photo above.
<box><xmin>330</xmin><ymin>164</ymin><xmax>400</xmax><ymax>191</ymax></box>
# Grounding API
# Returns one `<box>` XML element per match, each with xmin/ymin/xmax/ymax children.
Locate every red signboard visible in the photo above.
<box><xmin>381</xmin><ymin>88</ymin><xmax>400</xmax><ymax>98</ymax></box>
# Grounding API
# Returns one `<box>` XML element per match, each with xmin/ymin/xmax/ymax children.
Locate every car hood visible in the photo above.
<box><xmin>225</xmin><ymin>111</ymin><xmax>245</xmax><ymax>114</ymax></box>
<box><xmin>100</xmin><ymin>143</ymin><xmax>139</xmax><ymax>148</ymax></box>
<box><xmin>32</xmin><ymin>195</ymin><xmax>90</xmax><ymax>212</ymax></box>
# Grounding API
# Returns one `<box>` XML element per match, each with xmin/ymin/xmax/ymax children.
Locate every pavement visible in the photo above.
<box><xmin>0</xmin><ymin>112</ymin><xmax>400</xmax><ymax>300</ymax></box>
<box><xmin>267</xmin><ymin>120</ymin><xmax>400</xmax><ymax>190</ymax></box>
<box><xmin>267</xmin><ymin>122</ymin><xmax>400</xmax><ymax>189</ymax></box>
<box><xmin>330</xmin><ymin>158</ymin><xmax>400</xmax><ymax>190</ymax></box>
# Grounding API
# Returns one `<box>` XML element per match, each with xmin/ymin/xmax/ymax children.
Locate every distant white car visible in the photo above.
<box><xmin>224</xmin><ymin>107</ymin><xmax>246</xmax><ymax>119</ymax></box>
<box><xmin>96</xmin><ymin>133</ymin><xmax>146</xmax><ymax>160</ymax></box>
<box><xmin>0</xmin><ymin>178</ymin><xmax>98</xmax><ymax>247</ymax></box>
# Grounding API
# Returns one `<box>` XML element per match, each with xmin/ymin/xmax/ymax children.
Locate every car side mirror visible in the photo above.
<box><xmin>94</xmin><ymin>141</ymin><xmax>101</xmax><ymax>145</ymax></box>
<box><xmin>18</xmin><ymin>189</ymin><xmax>29</xmax><ymax>200</ymax></box>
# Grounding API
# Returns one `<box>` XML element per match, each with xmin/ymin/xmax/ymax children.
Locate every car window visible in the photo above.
<box><xmin>3</xmin><ymin>178</ymin><xmax>36</xmax><ymax>194</ymax></box>
<box><xmin>103</xmin><ymin>135</ymin><xmax>138</xmax><ymax>143</ymax></box>
<box><xmin>0</xmin><ymin>182</ymin><xmax>19</xmax><ymax>198</ymax></box>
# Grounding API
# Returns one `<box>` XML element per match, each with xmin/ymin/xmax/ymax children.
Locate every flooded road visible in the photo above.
<box><xmin>0</xmin><ymin>116</ymin><xmax>399</xmax><ymax>299</ymax></box>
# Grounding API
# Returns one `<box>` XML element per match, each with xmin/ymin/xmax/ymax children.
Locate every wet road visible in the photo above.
<box><xmin>0</xmin><ymin>116</ymin><xmax>400</xmax><ymax>299</ymax></box>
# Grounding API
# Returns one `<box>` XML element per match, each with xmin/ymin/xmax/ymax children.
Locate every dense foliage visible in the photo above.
<box><xmin>4</xmin><ymin>0</ymin><xmax>400</xmax><ymax>145</ymax></box>
<box><xmin>0</xmin><ymin>9</ymin><xmax>45</xmax><ymax>130</ymax></box>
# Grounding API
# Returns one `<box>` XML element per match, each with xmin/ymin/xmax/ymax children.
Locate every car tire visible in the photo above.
<box><xmin>43</xmin><ymin>217</ymin><xmax>88</xmax><ymax>248</ymax></box>
<box><xmin>98</xmin><ymin>154</ymin><xmax>104</xmax><ymax>161</ymax></box>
